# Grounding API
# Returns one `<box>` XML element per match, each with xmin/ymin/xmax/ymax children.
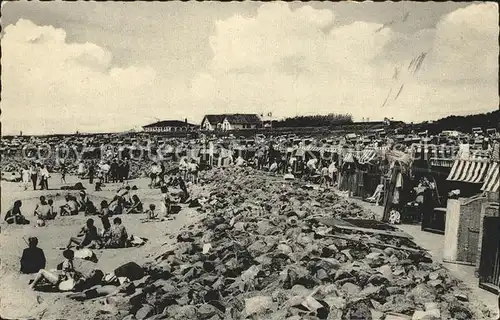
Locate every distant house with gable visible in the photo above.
<box><xmin>201</xmin><ymin>114</ymin><xmax>262</xmax><ymax>131</ymax></box>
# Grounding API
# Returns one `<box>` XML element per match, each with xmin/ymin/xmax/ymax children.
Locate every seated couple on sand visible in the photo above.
<box><xmin>60</xmin><ymin>191</ymin><xmax>98</xmax><ymax>216</ymax></box>
<box><xmin>65</xmin><ymin>217</ymin><xmax>129</xmax><ymax>250</ymax></box>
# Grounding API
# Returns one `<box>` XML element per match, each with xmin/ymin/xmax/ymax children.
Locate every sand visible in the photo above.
<box><xmin>0</xmin><ymin>173</ymin><xmax>203</xmax><ymax>319</ymax></box>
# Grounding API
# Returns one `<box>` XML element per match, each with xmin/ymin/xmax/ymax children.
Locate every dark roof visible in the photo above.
<box><xmin>203</xmin><ymin>114</ymin><xmax>262</xmax><ymax>125</ymax></box>
<box><xmin>203</xmin><ymin>115</ymin><xmax>226</xmax><ymax>124</ymax></box>
<box><xmin>143</xmin><ymin>120</ymin><xmax>197</xmax><ymax>128</ymax></box>
<box><xmin>224</xmin><ymin>114</ymin><xmax>262</xmax><ymax>124</ymax></box>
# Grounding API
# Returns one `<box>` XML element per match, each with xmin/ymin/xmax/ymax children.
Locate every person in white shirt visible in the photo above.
<box><xmin>21</xmin><ymin>166</ymin><xmax>30</xmax><ymax>191</ymax></box>
<box><xmin>269</xmin><ymin>160</ymin><xmax>278</xmax><ymax>174</ymax></box>
<box><xmin>306</xmin><ymin>158</ymin><xmax>318</xmax><ymax>178</ymax></box>
<box><xmin>101</xmin><ymin>162</ymin><xmax>111</xmax><ymax>183</ymax></box>
<box><xmin>235</xmin><ymin>156</ymin><xmax>246</xmax><ymax>166</ymax></box>
<box><xmin>328</xmin><ymin>161</ymin><xmax>338</xmax><ymax>187</ymax></box>
<box><xmin>77</xmin><ymin>162</ymin><xmax>85</xmax><ymax>179</ymax></box>
<box><xmin>188</xmin><ymin>159</ymin><xmax>199</xmax><ymax>184</ymax></box>
<box><xmin>39</xmin><ymin>165</ymin><xmax>50</xmax><ymax>190</ymax></box>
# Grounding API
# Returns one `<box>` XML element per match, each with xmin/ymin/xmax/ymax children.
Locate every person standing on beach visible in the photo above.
<box><xmin>22</xmin><ymin>166</ymin><xmax>30</xmax><ymax>191</ymax></box>
<box><xmin>30</xmin><ymin>164</ymin><xmax>39</xmax><ymax>190</ymax></box>
<box><xmin>88</xmin><ymin>161</ymin><xmax>95</xmax><ymax>185</ymax></box>
<box><xmin>78</xmin><ymin>162</ymin><xmax>85</xmax><ymax>179</ymax></box>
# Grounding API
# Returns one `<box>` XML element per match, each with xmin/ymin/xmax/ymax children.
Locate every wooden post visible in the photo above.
<box><xmin>443</xmin><ymin>199</ymin><xmax>460</xmax><ymax>263</ymax></box>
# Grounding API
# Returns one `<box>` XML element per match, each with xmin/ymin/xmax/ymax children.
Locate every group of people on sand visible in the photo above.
<box><xmin>21</xmin><ymin>162</ymin><xmax>51</xmax><ymax>191</ymax></box>
<box><xmin>21</xmin><ymin>236</ymin><xmax>146</xmax><ymax>295</ymax></box>
<box><xmin>66</xmin><ymin>216</ymin><xmax>128</xmax><ymax>250</ymax></box>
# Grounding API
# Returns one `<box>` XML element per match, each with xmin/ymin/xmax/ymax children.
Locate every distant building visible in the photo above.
<box><xmin>200</xmin><ymin>115</ymin><xmax>226</xmax><ymax>131</ymax></box>
<box><xmin>142</xmin><ymin>119</ymin><xmax>198</xmax><ymax>133</ymax></box>
<box><xmin>201</xmin><ymin>114</ymin><xmax>262</xmax><ymax>131</ymax></box>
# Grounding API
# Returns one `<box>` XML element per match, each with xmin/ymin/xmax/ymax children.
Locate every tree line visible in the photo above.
<box><xmin>270</xmin><ymin>113</ymin><xmax>353</xmax><ymax>128</ymax></box>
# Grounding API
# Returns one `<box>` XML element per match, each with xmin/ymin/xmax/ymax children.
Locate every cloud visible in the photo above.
<box><xmin>1</xmin><ymin>19</ymin><xmax>188</xmax><ymax>135</ymax></box>
<box><xmin>1</xmin><ymin>3</ymin><xmax>497</xmax><ymax>135</ymax></box>
<box><xmin>194</xmin><ymin>2</ymin><xmax>498</xmax><ymax>122</ymax></box>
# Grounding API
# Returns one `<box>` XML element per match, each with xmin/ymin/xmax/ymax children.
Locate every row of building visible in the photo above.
<box><xmin>142</xmin><ymin>114</ymin><xmax>263</xmax><ymax>133</ymax></box>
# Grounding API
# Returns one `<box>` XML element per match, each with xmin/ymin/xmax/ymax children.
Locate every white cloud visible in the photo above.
<box><xmin>1</xmin><ymin>19</ymin><xmax>189</xmax><ymax>135</ymax></box>
<box><xmin>1</xmin><ymin>3</ymin><xmax>498</xmax><ymax>135</ymax></box>
<box><xmin>194</xmin><ymin>2</ymin><xmax>498</xmax><ymax>122</ymax></box>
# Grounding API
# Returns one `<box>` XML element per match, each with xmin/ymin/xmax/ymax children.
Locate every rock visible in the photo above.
<box><xmin>371</xmin><ymin>309</ymin><xmax>384</xmax><ymax>320</ymax></box>
<box><xmin>106</xmin><ymin>295</ymin><xmax>134</xmax><ymax>314</ymax></box>
<box><xmin>198</xmin><ymin>304</ymin><xmax>221</xmax><ymax>319</ymax></box>
<box><xmin>341</xmin><ymin>282</ymin><xmax>361</xmax><ymax>296</ymax></box>
<box><xmin>136</xmin><ymin>304</ymin><xmax>155</xmax><ymax>320</ymax></box>
<box><xmin>233</xmin><ymin>222</ymin><xmax>246</xmax><ymax>231</ymax></box>
<box><xmin>378</xmin><ymin>265</ymin><xmax>394</xmax><ymax>281</ymax></box>
<box><xmin>410</xmin><ymin>284</ymin><xmax>437</xmax><ymax>305</ymax></box>
<box><xmin>316</xmin><ymin>269</ymin><xmax>329</xmax><ymax>280</ymax></box>
<box><xmin>453</xmin><ymin>292</ymin><xmax>468</xmax><ymax>302</ymax></box>
<box><xmin>247</xmin><ymin>240</ymin><xmax>269</xmax><ymax>257</ymax></box>
<box><xmin>383</xmin><ymin>295</ymin><xmax>415</xmax><ymax>314</ymax></box>
<box><xmin>367</xmin><ymin>274</ymin><xmax>390</xmax><ymax>286</ymax></box>
<box><xmin>245</xmin><ymin>295</ymin><xmax>274</xmax><ymax>316</ymax></box>
<box><xmin>257</xmin><ymin>221</ymin><xmax>273</xmax><ymax>235</ymax></box>
<box><xmin>345</xmin><ymin>299</ymin><xmax>372</xmax><ymax>320</ymax></box>
<box><xmin>360</xmin><ymin>285</ymin><xmax>387</xmax><ymax>301</ymax></box>
<box><xmin>386</xmin><ymin>286</ymin><xmax>405</xmax><ymax>295</ymax></box>
<box><xmin>277</xmin><ymin>244</ymin><xmax>293</xmax><ymax>255</ymax></box>
<box><xmin>426</xmin><ymin>280</ymin><xmax>442</xmax><ymax>288</ymax></box>
<box><xmin>385</xmin><ymin>313</ymin><xmax>412</xmax><ymax>320</ymax></box>
<box><xmin>448</xmin><ymin>300</ymin><xmax>473</xmax><ymax>320</ymax></box>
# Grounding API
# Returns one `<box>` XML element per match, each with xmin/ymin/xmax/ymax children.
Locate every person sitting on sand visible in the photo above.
<box><xmin>109</xmin><ymin>196</ymin><xmax>124</xmax><ymax>215</ymax></box>
<box><xmin>118</xmin><ymin>186</ymin><xmax>132</xmax><ymax>205</ymax></box>
<box><xmin>60</xmin><ymin>195</ymin><xmax>79</xmax><ymax>216</ymax></box>
<box><xmin>66</xmin><ymin>218</ymin><xmax>101</xmax><ymax>250</ymax></box>
<box><xmin>105</xmin><ymin>217</ymin><xmax>128</xmax><ymax>249</ymax></box>
<box><xmin>46</xmin><ymin>199</ymin><xmax>56</xmax><ymax>219</ymax></box>
<box><xmin>34</xmin><ymin>196</ymin><xmax>51</xmax><ymax>221</ymax></box>
<box><xmin>30</xmin><ymin>249</ymin><xmax>81</xmax><ymax>292</ymax></box>
<box><xmin>76</xmin><ymin>190</ymin><xmax>97</xmax><ymax>215</ymax></box>
<box><xmin>125</xmin><ymin>195</ymin><xmax>143</xmax><ymax>214</ymax></box>
<box><xmin>160</xmin><ymin>186</ymin><xmax>171</xmax><ymax>217</ymax></box>
<box><xmin>20</xmin><ymin>237</ymin><xmax>46</xmax><ymax>274</ymax></box>
<box><xmin>145</xmin><ymin>204</ymin><xmax>157</xmax><ymax>220</ymax></box>
<box><xmin>98</xmin><ymin>201</ymin><xmax>112</xmax><ymax>234</ymax></box>
<box><xmin>5</xmin><ymin>200</ymin><xmax>30</xmax><ymax>225</ymax></box>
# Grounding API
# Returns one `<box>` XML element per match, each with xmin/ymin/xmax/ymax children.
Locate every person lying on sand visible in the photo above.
<box><xmin>66</xmin><ymin>218</ymin><xmax>101</xmax><ymax>250</ymax></box>
<box><xmin>30</xmin><ymin>249</ymin><xmax>82</xmax><ymax>292</ymax></box>
<box><xmin>60</xmin><ymin>195</ymin><xmax>79</xmax><ymax>216</ymax></box>
<box><xmin>20</xmin><ymin>237</ymin><xmax>46</xmax><ymax>274</ymax></box>
<box><xmin>5</xmin><ymin>200</ymin><xmax>30</xmax><ymax>225</ymax></box>
<box><xmin>68</xmin><ymin>262</ymin><xmax>146</xmax><ymax>300</ymax></box>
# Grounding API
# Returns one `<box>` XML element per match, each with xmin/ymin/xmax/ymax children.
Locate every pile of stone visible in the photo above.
<box><xmin>102</xmin><ymin>167</ymin><xmax>488</xmax><ymax>320</ymax></box>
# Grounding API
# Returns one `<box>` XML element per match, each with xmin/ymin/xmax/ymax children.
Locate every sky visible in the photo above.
<box><xmin>1</xmin><ymin>1</ymin><xmax>498</xmax><ymax>135</ymax></box>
